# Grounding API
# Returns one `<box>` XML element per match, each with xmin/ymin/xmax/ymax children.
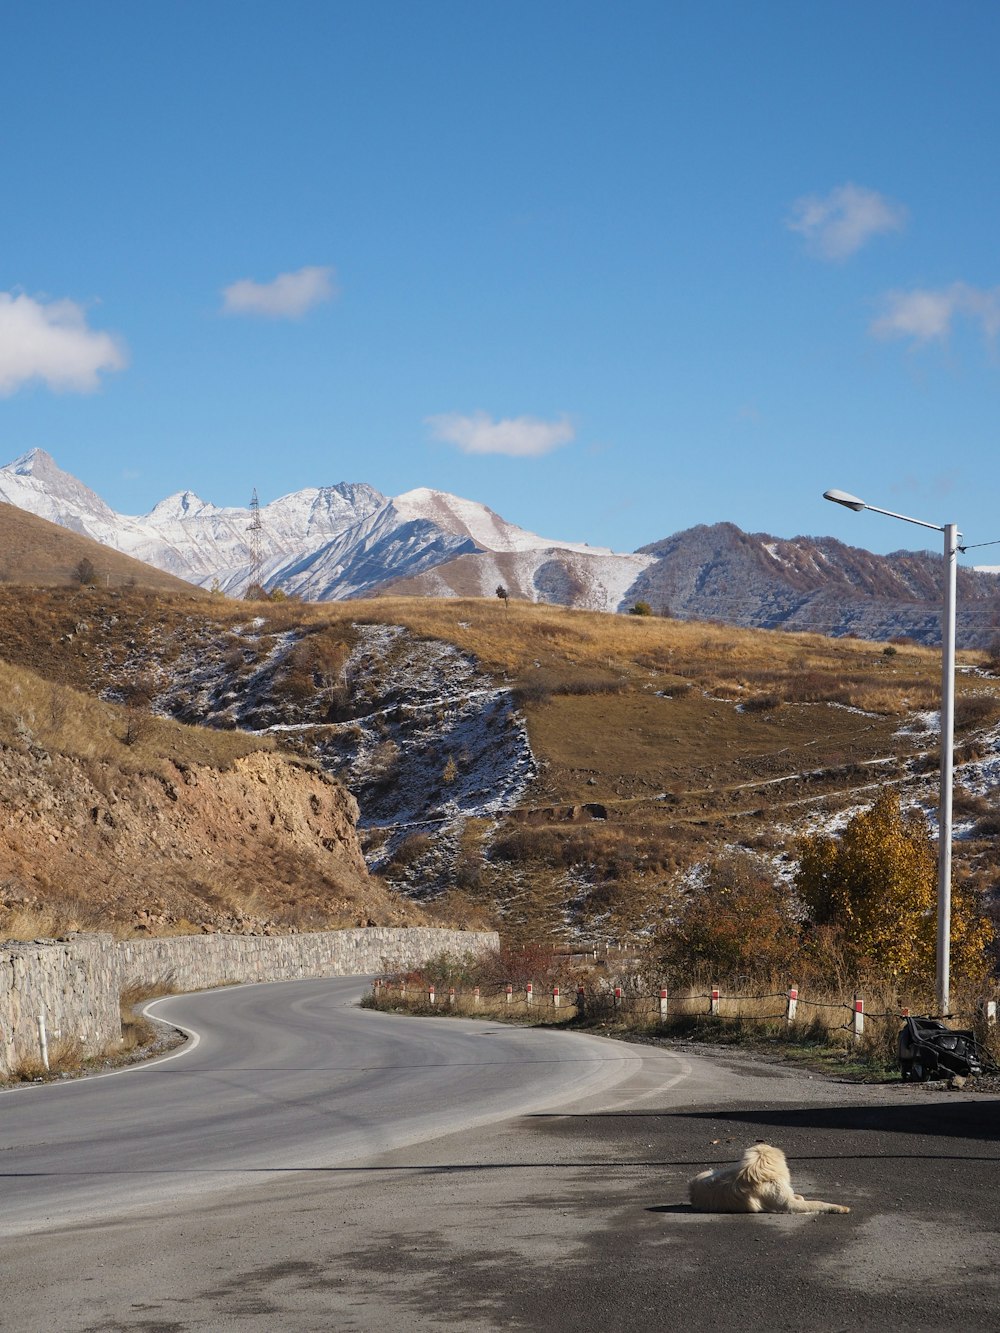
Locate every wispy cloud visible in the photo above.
<box><xmin>425</xmin><ymin>411</ymin><xmax>575</xmax><ymax>458</ymax></box>
<box><xmin>871</xmin><ymin>282</ymin><xmax>1000</xmax><ymax>343</ymax></box>
<box><xmin>221</xmin><ymin>265</ymin><xmax>337</xmax><ymax>319</ymax></box>
<box><xmin>787</xmin><ymin>183</ymin><xmax>907</xmax><ymax>260</ymax></box>
<box><xmin>0</xmin><ymin>292</ymin><xmax>126</xmax><ymax>396</ymax></box>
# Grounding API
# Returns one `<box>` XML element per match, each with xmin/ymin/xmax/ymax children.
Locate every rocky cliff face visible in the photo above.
<box><xmin>0</xmin><ymin>743</ymin><xmax>421</xmax><ymax>937</ymax></box>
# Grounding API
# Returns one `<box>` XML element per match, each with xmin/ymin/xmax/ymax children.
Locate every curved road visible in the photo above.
<box><xmin>1</xmin><ymin>976</ymin><xmax>665</xmax><ymax>1236</ymax></box>
<box><xmin>4</xmin><ymin>977</ymin><xmax>1000</xmax><ymax>1331</ymax></box>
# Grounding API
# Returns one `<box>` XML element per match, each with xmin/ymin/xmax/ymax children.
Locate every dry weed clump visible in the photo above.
<box><xmin>119</xmin><ymin>974</ymin><xmax>178</xmax><ymax>1053</ymax></box>
<box><xmin>954</xmin><ymin>694</ymin><xmax>1000</xmax><ymax>730</ymax></box>
<box><xmin>0</xmin><ymin>903</ymin><xmax>75</xmax><ymax>941</ymax></box>
<box><xmin>3</xmin><ymin>973</ymin><xmax>181</xmax><ymax>1084</ymax></box>
<box><xmin>8</xmin><ymin>1034</ymin><xmax>89</xmax><ymax>1082</ymax></box>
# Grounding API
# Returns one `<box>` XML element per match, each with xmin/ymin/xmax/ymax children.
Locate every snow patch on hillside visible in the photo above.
<box><xmin>315</xmin><ymin>625</ymin><xmax>536</xmax><ymax>872</ymax></box>
<box><xmin>97</xmin><ymin>614</ymin><xmax>537</xmax><ymax>884</ymax></box>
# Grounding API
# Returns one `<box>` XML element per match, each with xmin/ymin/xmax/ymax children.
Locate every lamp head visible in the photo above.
<box><xmin>823</xmin><ymin>489</ymin><xmax>867</xmax><ymax>513</ymax></box>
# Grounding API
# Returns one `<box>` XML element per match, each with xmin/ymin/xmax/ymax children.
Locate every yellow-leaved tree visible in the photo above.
<box><xmin>795</xmin><ymin>790</ymin><xmax>992</xmax><ymax>985</ymax></box>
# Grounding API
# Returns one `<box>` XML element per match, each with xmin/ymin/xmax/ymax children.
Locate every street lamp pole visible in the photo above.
<box><xmin>823</xmin><ymin>490</ymin><xmax>959</xmax><ymax>1015</ymax></box>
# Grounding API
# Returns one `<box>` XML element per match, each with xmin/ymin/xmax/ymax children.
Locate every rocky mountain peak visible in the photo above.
<box><xmin>2</xmin><ymin>450</ymin><xmax>1000</xmax><ymax>645</ymax></box>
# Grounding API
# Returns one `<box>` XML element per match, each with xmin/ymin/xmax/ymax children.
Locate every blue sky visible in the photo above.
<box><xmin>3</xmin><ymin>1</ymin><xmax>1000</xmax><ymax>560</ymax></box>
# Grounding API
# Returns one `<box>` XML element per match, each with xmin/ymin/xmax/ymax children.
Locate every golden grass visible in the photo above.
<box><xmin>1</xmin><ymin>974</ymin><xmax>180</xmax><ymax>1084</ymax></box>
<box><xmin>0</xmin><ymin>502</ymin><xmax>198</xmax><ymax>592</ymax></box>
<box><xmin>315</xmin><ymin>595</ymin><xmax>951</xmax><ymax>695</ymax></box>
<box><xmin>7</xmin><ymin>1035</ymin><xmax>89</xmax><ymax>1082</ymax></box>
<box><xmin>0</xmin><ymin>657</ymin><xmax>272</xmax><ymax>775</ymax></box>
<box><xmin>0</xmin><ymin>903</ymin><xmax>76</xmax><ymax>941</ymax></box>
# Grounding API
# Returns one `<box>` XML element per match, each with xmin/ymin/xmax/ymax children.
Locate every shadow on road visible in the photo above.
<box><xmin>531</xmin><ymin>1099</ymin><xmax>1000</xmax><ymax>1142</ymax></box>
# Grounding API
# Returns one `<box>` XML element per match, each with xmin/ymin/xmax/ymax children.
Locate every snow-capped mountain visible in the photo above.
<box><xmin>0</xmin><ymin>450</ymin><xmax>651</xmax><ymax>610</ymax></box>
<box><xmin>4</xmin><ymin>449</ymin><xmax>1000</xmax><ymax>645</ymax></box>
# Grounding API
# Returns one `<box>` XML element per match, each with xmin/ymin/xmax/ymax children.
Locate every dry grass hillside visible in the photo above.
<box><xmin>0</xmin><ymin>502</ymin><xmax>200</xmax><ymax>593</ymax></box>
<box><xmin>0</xmin><ymin>649</ymin><xmax>425</xmax><ymax>940</ymax></box>
<box><xmin>1</xmin><ymin>585</ymin><xmax>998</xmax><ymax>947</ymax></box>
<box><xmin>321</xmin><ymin>598</ymin><xmax>1000</xmax><ymax>940</ymax></box>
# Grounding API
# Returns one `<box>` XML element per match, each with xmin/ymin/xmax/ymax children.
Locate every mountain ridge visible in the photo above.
<box><xmin>3</xmin><ymin>448</ymin><xmax>999</xmax><ymax>646</ymax></box>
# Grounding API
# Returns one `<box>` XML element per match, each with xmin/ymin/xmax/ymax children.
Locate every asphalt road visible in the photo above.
<box><xmin>0</xmin><ymin>977</ymin><xmax>643</xmax><ymax>1235</ymax></box>
<box><xmin>2</xmin><ymin>978</ymin><xmax>999</xmax><ymax>1332</ymax></box>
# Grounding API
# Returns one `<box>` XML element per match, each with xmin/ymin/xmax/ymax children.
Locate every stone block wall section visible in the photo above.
<box><xmin>1</xmin><ymin>933</ymin><xmax>124</xmax><ymax>1078</ymax></box>
<box><xmin>1</xmin><ymin>927</ymin><xmax>498</xmax><ymax>1077</ymax></box>
<box><xmin>117</xmin><ymin>927</ymin><xmax>498</xmax><ymax>994</ymax></box>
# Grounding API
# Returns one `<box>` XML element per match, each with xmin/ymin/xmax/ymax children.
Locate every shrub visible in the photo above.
<box><xmin>796</xmin><ymin>791</ymin><xmax>993</xmax><ymax>984</ymax></box>
<box><xmin>741</xmin><ymin>694</ymin><xmax>780</xmax><ymax>713</ymax></box>
<box><xmin>656</xmin><ymin>853</ymin><xmax>800</xmax><ymax>985</ymax></box>
<box><xmin>387</xmin><ymin>832</ymin><xmax>433</xmax><ymax>870</ymax></box>
<box><xmin>512</xmin><ymin>681</ymin><xmax>552</xmax><ymax>706</ymax></box>
<box><xmin>973</xmin><ymin>813</ymin><xmax>1000</xmax><ymax>838</ymax></box>
<box><xmin>73</xmin><ymin>557</ymin><xmax>98</xmax><ymax>587</ymax></box>
<box><xmin>553</xmin><ymin>677</ymin><xmax>624</xmax><ymax>697</ymax></box>
<box><xmin>954</xmin><ymin>694</ymin><xmax>999</xmax><ymax>730</ymax></box>
<box><xmin>468</xmin><ymin>943</ymin><xmax>560</xmax><ymax>991</ymax></box>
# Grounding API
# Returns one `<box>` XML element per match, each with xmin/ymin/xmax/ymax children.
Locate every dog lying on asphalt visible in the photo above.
<box><xmin>688</xmin><ymin>1142</ymin><xmax>850</xmax><ymax>1214</ymax></box>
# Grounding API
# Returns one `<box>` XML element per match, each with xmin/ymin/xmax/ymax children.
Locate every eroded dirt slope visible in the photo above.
<box><xmin>0</xmin><ymin>740</ymin><xmax>422</xmax><ymax>938</ymax></box>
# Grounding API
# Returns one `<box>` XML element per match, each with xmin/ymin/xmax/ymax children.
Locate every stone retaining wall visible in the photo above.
<box><xmin>116</xmin><ymin>927</ymin><xmax>498</xmax><ymax>993</ymax></box>
<box><xmin>0</xmin><ymin>934</ymin><xmax>124</xmax><ymax>1077</ymax></box>
<box><xmin>1</xmin><ymin>927</ymin><xmax>498</xmax><ymax>1077</ymax></box>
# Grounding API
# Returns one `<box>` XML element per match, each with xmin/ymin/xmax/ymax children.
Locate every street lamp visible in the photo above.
<box><xmin>823</xmin><ymin>488</ymin><xmax>959</xmax><ymax>1016</ymax></box>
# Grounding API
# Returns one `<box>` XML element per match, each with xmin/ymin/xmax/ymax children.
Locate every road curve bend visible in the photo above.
<box><xmin>0</xmin><ymin>976</ymin><xmax>689</xmax><ymax>1236</ymax></box>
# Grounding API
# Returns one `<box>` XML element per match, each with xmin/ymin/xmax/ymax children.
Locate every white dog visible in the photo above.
<box><xmin>688</xmin><ymin>1142</ymin><xmax>850</xmax><ymax>1214</ymax></box>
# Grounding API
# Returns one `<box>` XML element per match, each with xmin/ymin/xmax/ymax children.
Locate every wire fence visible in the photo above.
<box><xmin>369</xmin><ymin>979</ymin><xmax>1000</xmax><ymax>1045</ymax></box>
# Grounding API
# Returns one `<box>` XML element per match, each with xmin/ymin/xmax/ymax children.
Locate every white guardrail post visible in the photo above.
<box><xmin>37</xmin><ymin>1009</ymin><xmax>49</xmax><ymax>1071</ymax></box>
<box><xmin>852</xmin><ymin>994</ymin><xmax>864</xmax><ymax>1042</ymax></box>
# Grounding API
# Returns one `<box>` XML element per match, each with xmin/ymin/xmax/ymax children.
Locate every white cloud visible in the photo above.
<box><xmin>871</xmin><ymin>282</ymin><xmax>1000</xmax><ymax>343</ymax></box>
<box><xmin>425</xmin><ymin>411</ymin><xmax>575</xmax><ymax>458</ymax></box>
<box><xmin>787</xmin><ymin>183</ymin><xmax>907</xmax><ymax>260</ymax></box>
<box><xmin>0</xmin><ymin>292</ymin><xmax>127</xmax><ymax>396</ymax></box>
<box><xmin>221</xmin><ymin>265</ymin><xmax>337</xmax><ymax>319</ymax></box>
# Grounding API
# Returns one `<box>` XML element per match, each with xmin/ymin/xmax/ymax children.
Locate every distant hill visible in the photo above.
<box><xmin>0</xmin><ymin>501</ymin><xmax>200</xmax><ymax>593</ymax></box>
<box><xmin>3</xmin><ymin>449</ymin><xmax>1000</xmax><ymax>646</ymax></box>
<box><xmin>627</xmin><ymin>522</ymin><xmax>1000</xmax><ymax>646</ymax></box>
